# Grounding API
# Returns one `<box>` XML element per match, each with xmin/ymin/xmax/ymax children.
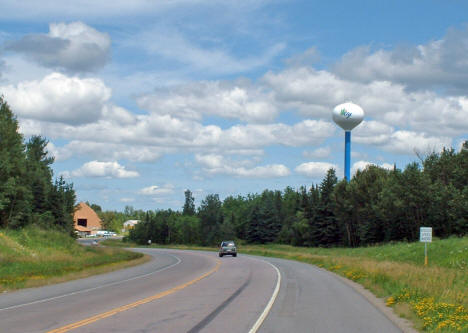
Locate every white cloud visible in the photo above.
<box><xmin>351</xmin><ymin>160</ymin><xmax>394</xmax><ymax>175</ymax></box>
<box><xmin>333</xmin><ymin>26</ymin><xmax>468</xmax><ymax>93</ymax></box>
<box><xmin>195</xmin><ymin>154</ymin><xmax>290</xmax><ymax>178</ymax></box>
<box><xmin>6</xmin><ymin>22</ymin><xmax>111</xmax><ymax>73</ymax></box>
<box><xmin>303</xmin><ymin>146</ymin><xmax>331</xmax><ymax>159</ymax></box>
<box><xmin>234</xmin><ymin>164</ymin><xmax>290</xmax><ymax>178</ymax></box>
<box><xmin>353</xmin><ymin>120</ymin><xmax>395</xmax><ymax>145</ymax></box>
<box><xmin>380</xmin><ymin>163</ymin><xmax>394</xmax><ymax>170</ymax></box>
<box><xmin>221</xmin><ymin>120</ymin><xmax>335</xmax><ymax>148</ymax></box>
<box><xmin>381</xmin><ymin>131</ymin><xmax>452</xmax><ymax>155</ymax></box>
<box><xmin>49</xmin><ymin>140</ymin><xmax>164</xmax><ymax>163</ymax></box>
<box><xmin>264</xmin><ymin>66</ymin><xmax>468</xmax><ymax>137</ymax></box>
<box><xmin>295</xmin><ymin>162</ymin><xmax>337</xmax><ymax>178</ymax></box>
<box><xmin>63</xmin><ymin>161</ymin><xmax>139</xmax><ymax>179</ymax></box>
<box><xmin>263</xmin><ymin>67</ymin><xmax>358</xmax><ymax>118</ymax></box>
<box><xmin>2</xmin><ymin>72</ymin><xmax>110</xmax><ymax>124</ymax></box>
<box><xmin>351</xmin><ymin>160</ymin><xmax>372</xmax><ymax>175</ymax></box>
<box><xmin>353</xmin><ymin>121</ymin><xmax>452</xmax><ymax>155</ymax></box>
<box><xmin>137</xmin><ymin>80</ymin><xmax>278</xmax><ymax>123</ymax></box>
<box><xmin>46</xmin><ymin>141</ymin><xmax>72</xmax><ymax>162</ymax></box>
<box><xmin>195</xmin><ymin>154</ymin><xmax>224</xmax><ymax>169</ymax></box>
<box><xmin>139</xmin><ymin>184</ymin><xmax>175</xmax><ymax>196</ymax></box>
<box><xmin>18</xmin><ymin>111</ymin><xmax>335</xmax><ymax>159</ymax></box>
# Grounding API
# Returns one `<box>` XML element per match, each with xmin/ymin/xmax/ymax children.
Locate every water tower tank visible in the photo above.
<box><xmin>332</xmin><ymin>102</ymin><xmax>364</xmax><ymax>131</ymax></box>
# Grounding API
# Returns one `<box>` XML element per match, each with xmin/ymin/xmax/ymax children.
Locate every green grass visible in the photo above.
<box><xmin>105</xmin><ymin>237</ymin><xmax>467</xmax><ymax>332</ymax></box>
<box><xmin>0</xmin><ymin>226</ymin><xmax>144</xmax><ymax>290</ymax></box>
<box><xmin>240</xmin><ymin>237</ymin><xmax>468</xmax><ymax>269</ymax></box>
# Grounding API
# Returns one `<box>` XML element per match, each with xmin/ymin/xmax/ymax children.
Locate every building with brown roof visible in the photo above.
<box><xmin>73</xmin><ymin>202</ymin><xmax>103</xmax><ymax>237</ymax></box>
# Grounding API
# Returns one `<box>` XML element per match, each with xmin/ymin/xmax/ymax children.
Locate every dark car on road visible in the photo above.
<box><xmin>219</xmin><ymin>240</ymin><xmax>237</xmax><ymax>257</ymax></box>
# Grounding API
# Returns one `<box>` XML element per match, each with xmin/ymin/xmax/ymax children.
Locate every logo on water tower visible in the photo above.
<box><xmin>340</xmin><ymin>108</ymin><xmax>352</xmax><ymax>119</ymax></box>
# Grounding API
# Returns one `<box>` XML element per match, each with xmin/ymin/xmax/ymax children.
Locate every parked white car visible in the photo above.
<box><xmin>96</xmin><ymin>230</ymin><xmax>117</xmax><ymax>237</ymax></box>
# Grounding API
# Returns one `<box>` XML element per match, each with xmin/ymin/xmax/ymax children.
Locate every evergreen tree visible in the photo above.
<box><xmin>26</xmin><ymin>136</ymin><xmax>54</xmax><ymax>216</ymax></box>
<box><xmin>312</xmin><ymin>169</ymin><xmax>340</xmax><ymax>246</ymax></box>
<box><xmin>246</xmin><ymin>203</ymin><xmax>261</xmax><ymax>243</ymax></box>
<box><xmin>222</xmin><ymin>195</ymin><xmax>249</xmax><ymax>239</ymax></box>
<box><xmin>182</xmin><ymin>189</ymin><xmax>195</xmax><ymax>215</ymax></box>
<box><xmin>353</xmin><ymin>165</ymin><xmax>389</xmax><ymax>244</ymax></box>
<box><xmin>257</xmin><ymin>191</ymin><xmax>281</xmax><ymax>243</ymax></box>
<box><xmin>0</xmin><ymin>97</ymin><xmax>31</xmax><ymax>228</ymax></box>
<box><xmin>49</xmin><ymin>177</ymin><xmax>76</xmax><ymax>234</ymax></box>
<box><xmin>333</xmin><ymin>180</ymin><xmax>357</xmax><ymax>247</ymax></box>
<box><xmin>198</xmin><ymin>194</ymin><xmax>222</xmax><ymax>245</ymax></box>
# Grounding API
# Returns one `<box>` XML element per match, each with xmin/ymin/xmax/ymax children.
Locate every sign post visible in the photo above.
<box><xmin>419</xmin><ymin>227</ymin><xmax>432</xmax><ymax>266</ymax></box>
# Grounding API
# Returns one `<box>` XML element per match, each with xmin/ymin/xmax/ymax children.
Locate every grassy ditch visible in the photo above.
<box><xmin>0</xmin><ymin>227</ymin><xmax>145</xmax><ymax>291</ymax></box>
<box><xmin>105</xmin><ymin>237</ymin><xmax>468</xmax><ymax>332</ymax></box>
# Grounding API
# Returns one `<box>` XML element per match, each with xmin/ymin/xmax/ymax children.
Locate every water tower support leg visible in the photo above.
<box><xmin>345</xmin><ymin>131</ymin><xmax>351</xmax><ymax>181</ymax></box>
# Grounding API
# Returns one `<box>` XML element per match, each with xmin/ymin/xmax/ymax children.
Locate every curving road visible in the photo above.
<box><xmin>0</xmin><ymin>249</ymin><xmax>405</xmax><ymax>333</ymax></box>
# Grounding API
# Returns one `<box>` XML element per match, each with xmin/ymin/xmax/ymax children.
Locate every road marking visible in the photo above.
<box><xmin>248</xmin><ymin>259</ymin><xmax>281</xmax><ymax>333</ymax></box>
<box><xmin>47</xmin><ymin>260</ymin><xmax>221</xmax><ymax>333</ymax></box>
<box><xmin>0</xmin><ymin>252</ymin><xmax>182</xmax><ymax>311</ymax></box>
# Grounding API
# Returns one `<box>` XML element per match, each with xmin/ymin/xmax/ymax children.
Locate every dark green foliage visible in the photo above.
<box><xmin>0</xmin><ymin>98</ymin><xmax>76</xmax><ymax>232</ymax></box>
<box><xmin>197</xmin><ymin>194</ymin><xmax>223</xmax><ymax>246</ymax></box>
<box><xmin>127</xmin><ymin>210</ymin><xmax>202</xmax><ymax>245</ymax></box>
<box><xmin>352</xmin><ymin>166</ymin><xmax>389</xmax><ymax>244</ymax></box>
<box><xmin>246</xmin><ymin>191</ymin><xmax>282</xmax><ymax>244</ymax></box>
<box><xmin>246</xmin><ymin>204</ymin><xmax>261</xmax><ymax>243</ymax></box>
<box><xmin>0</xmin><ymin>97</ymin><xmax>31</xmax><ymax>228</ymax></box>
<box><xmin>87</xmin><ymin>202</ymin><xmax>102</xmax><ymax>213</ymax></box>
<box><xmin>48</xmin><ymin>177</ymin><xmax>76</xmax><ymax>234</ymax></box>
<box><xmin>123</xmin><ymin>141</ymin><xmax>467</xmax><ymax>248</ymax></box>
<box><xmin>182</xmin><ymin>189</ymin><xmax>195</xmax><ymax>216</ymax></box>
<box><xmin>332</xmin><ymin>180</ymin><xmax>357</xmax><ymax>247</ymax></box>
<box><xmin>311</xmin><ymin>169</ymin><xmax>340</xmax><ymax>247</ymax></box>
<box><xmin>222</xmin><ymin>195</ymin><xmax>249</xmax><ymax>239</ymax></box>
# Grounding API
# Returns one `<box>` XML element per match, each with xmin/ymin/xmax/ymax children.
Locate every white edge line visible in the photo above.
<box><xmin>248</xmin><ymin>259</ymin><xmax>281</xmax><ymax>333</ymax></box>
<box><xmin>0</xmin><ymin>252</ymin><xmax>182</xmax><ymax>311</ymax></box>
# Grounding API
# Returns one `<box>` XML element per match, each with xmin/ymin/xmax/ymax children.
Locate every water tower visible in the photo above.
<box><xmin>332</xmin><ymin>102</ymin><xmax>364</xmax><ymax>181</ymax></box>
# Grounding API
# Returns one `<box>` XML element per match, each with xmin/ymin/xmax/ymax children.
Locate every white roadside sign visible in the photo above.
<box><xmin>420</xmin><ymin>227</ymin><xmax>432</xmax><ymax>242</ymax></box>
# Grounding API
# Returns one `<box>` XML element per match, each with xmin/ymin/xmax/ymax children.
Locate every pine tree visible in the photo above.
<box><xmin>26</xmin><ymin>136</ymin><xmax>54</xmax><ymax>216</ymax></box>
<box><xmin>198</xmin><ymin>194</ymin><xmax>222</xmax><ymax>245</ymax></box>
<box><xmin>332</xmin><ymin>180</ymin><xmax>357</xmax><ymax>246</ymax></box>
<box><xmin>312</xmin><ymin>168</ymin><xmax>340</xmax><ymax>247</ymax></box>
<box><xmin>182</xmin><ymin>189</ymin><xmax>196</xmax><ymax>215</ymax></box>
<box><xmin>246</xmin><ymin>204</ymin><xmax>261</xmax><ymax>243</ymax></box>
<box><xmin>0</xmin><ymin>97</ymin><xmax>31</xmax><ymax>228</ymax></box>
<box><xmin>352</xmin><ymin>165</ymin><xmax>389</xmax><ymax>245</ymax></box>
<box><xmin>258</xmin><ymin>192</ymin><xmax>281</xmax><ymax>243</ymax></box>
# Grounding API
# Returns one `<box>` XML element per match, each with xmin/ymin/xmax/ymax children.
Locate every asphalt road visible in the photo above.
<box><xmin>0</xmin><ymin>249</ymin><xmax>404</xmax><ymax>333</ymax></box>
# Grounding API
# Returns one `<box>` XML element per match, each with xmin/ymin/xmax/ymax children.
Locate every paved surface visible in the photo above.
<box><xmin>258</xmin><ymin>256</ymin><xmax>402</xmax><ymax>333</ymax></box>
<box><xmin>0</xmin><ymin>249</ymin><xmax>404</xmax><ymax>333</ymax></box>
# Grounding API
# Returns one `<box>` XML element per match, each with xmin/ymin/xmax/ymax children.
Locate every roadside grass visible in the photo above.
<box><xmin>0</xmin><ymin>227</ymin><xmax>145</xmax><ymax>291</ymax></box>
<box><xmin>105</xmin><ymin>237</ymin><xmax>468</xmax><ymax>332</ymax></box>
<box><xmin>240</xmin><ymin>239</ymin><xmax>468</xmax><ymax>333</ymax></box>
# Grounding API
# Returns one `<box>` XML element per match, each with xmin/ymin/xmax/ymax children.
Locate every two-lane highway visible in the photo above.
<box><xmin>0</xmin><ymin>249</ymin><xmax>408</xmax><ymax>332</ymax></box>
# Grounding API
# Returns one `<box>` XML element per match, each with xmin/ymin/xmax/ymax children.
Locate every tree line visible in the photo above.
<box><xmin>1</xmin><ymin>96</ymin><xmax>466</xmax><ymax>246</ymax></box>
<box><xmin>128</xmin><ymin>143</ymin><xmax>467</xmax><ymax>247</ymax></box>
<box><xmin>0</xmin><ymin>97</ymin><xmax>76</xmax><ymax>234</ymax></box>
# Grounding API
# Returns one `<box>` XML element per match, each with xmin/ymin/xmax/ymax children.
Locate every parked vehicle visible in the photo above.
<box><xmin>219</xmin><ymin>240</ymin><xmax>237</xmax><ymax>257</ymax></box>
<box><xmin>95</xmin><ymin>230</ymin><xmax>117</xmax><ymax>237</ymax></box>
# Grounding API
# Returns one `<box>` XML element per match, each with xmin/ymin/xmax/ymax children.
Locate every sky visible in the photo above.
<box><xmin>1</xmin><ymin>0</ymin><xmax>467</xmax><ymax>211</ymax></box>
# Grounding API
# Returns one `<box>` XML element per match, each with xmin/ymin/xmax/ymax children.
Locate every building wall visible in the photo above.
<box><xmin>73</xmin><ymin>202</ymin><xmax>103</xmax><ymax>235</ymax></box>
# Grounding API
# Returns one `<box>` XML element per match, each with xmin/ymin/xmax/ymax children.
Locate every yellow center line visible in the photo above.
<box><xmin>48</xmin><ymin>260</ymin><xmax>221</xmax><ymax>333</ymax></box>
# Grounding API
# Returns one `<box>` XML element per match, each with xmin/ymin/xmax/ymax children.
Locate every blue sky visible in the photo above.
<box><xmin>1</xmin><ymin>0</ymin><xmax>467</xmax><ymax>211</ymax></box>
